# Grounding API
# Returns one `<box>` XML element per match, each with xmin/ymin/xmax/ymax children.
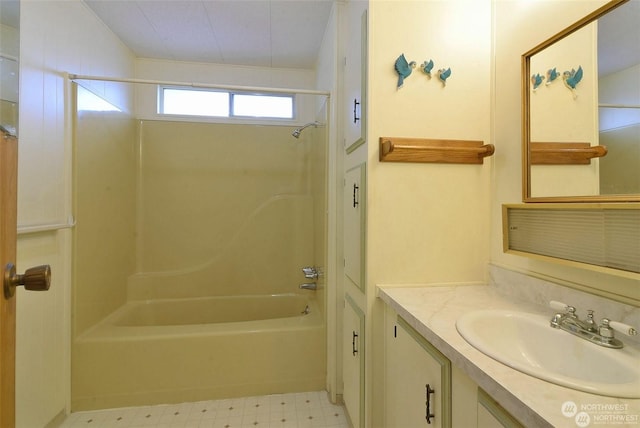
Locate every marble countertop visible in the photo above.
<box><xmin>377</xmin><ymin>284</ymin><xmax>640</xmax><ymax>428</ymax></box>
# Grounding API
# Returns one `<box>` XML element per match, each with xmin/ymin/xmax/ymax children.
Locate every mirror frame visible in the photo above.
<box><xmin>522</xmin><ymin>0</ymin><xmax>640</xmax><ymax>203</ymax></box>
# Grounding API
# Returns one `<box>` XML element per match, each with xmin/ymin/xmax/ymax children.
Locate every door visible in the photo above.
<box><xmin>1</xmin><ymin>128</ymin><xmax>18</xmax><ymax>427</ymax></box>
<box><xmin>0</xmin><ymin>128</ymin><xmax>50</xmax><ymax>427</ymax></box>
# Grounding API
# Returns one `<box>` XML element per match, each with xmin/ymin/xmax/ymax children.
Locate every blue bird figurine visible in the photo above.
<box><xmin>437</xmin><ymin>68</ymin><xmax>452</xmax><ymax>85</ymax></box>
<box><xmin>395</xmin><ymin>54</ymin><xmax>416</xmax><ymax>89</ymax></box>
<box><xmin>545</xmin><ymin>67</ymin><xmax>559</xmax><ymax>85</ymax></box>
<box><xmin>563</xmin><ymin>66</ymin><xmax>583</xmax><ymax>90</ymax></box>
<box><xmin>531</xmin><ymin>73</ymin><xmax>544</xmax><ymax>90</ymax></box>
<box><xmin>421</xmin><ymin>59</ymin><xmax>434</xmax><ymax>77</ymax></box>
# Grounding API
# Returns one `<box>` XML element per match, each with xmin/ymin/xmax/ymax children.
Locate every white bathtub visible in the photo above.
<box><xmin>72</xmin><ymin>294</ymin><xmax>325</xmax><ymax>411</ymax></box>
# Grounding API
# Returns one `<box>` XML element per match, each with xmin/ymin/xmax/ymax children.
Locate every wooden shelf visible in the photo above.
<box><xmin>530</xmin><ymin>142</ymin><xmax>607</xmax><ymax>165</ymax></box>
<box><xmin>379</xmin><ymin>137</ymin><xmax>494</xmax><ymax>164</ymax></box>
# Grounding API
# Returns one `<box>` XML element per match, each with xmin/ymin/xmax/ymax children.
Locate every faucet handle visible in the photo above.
<box><xmin>608</xmin><ymin>320</ymin><xmax>638</xmax><ymax>336</ymax></box>
<box><xmin>550</xmin><ymin>300</ymin><xmax>576</xmax><ymax>316</ymax></box>
<box><xmin>302</xmin><ymin>266</ymin><xmax>319</xmax><ymax>279</ymax></box>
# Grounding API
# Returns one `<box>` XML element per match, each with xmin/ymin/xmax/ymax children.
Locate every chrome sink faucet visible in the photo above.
<box><xmin>549</xmin><ymin>301</ymin><xmax>637</xmax><ymax>349</ymax></box>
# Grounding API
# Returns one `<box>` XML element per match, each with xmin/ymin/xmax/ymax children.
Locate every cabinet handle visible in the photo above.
<box><xmin>425</xmin><ymin>384</ymin><xmax>435</xmax><ymax>424</ymax></box>
<box><xmin>353</xmin><ymin>98</ymin><xmax>360</xmax><ymax>123</ymax></box>
<box><xmin>352</xmin><ymin>331</ymin><xmax>359</xmax><ymax>356</ymax></box>
<box><xmin>353</xmin><ymin>184</ymin><xmax>359</xmax><ymax>208</ymax></box>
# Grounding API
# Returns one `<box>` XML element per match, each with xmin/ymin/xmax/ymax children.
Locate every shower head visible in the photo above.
<box><xmin>292</xmin><ymin>121</ymin><xmax>320</xmax><ymax>139</ymax></box>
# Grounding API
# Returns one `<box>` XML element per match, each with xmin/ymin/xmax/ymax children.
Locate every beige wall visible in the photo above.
<box><xmin>491</xmin><ymin>0</ymin><xmax>639</xmax><ymax>303</ymax></box>
<box><xmin>16</xmin><ymin>1</ymin><xmax>135</xmax><ymax>427</ymax></box>
<box><xmin>365</xmin><ymin>1</ymin><xmax>492</xmax><ymax>425</ymax></box>
<box><xmin>367</xmin><ymin>0</ymin><xmax>492</xmax><ymax>287</ymax></box>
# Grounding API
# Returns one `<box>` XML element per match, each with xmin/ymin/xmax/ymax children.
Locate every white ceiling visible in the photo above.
<box><xmin>83</xmin><ymin>0</ymin><xmax>334</xmax><ymax>69</ymax></box>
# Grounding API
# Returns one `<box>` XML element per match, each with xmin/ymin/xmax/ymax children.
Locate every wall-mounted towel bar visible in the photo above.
<box><xmin>530</xmin><ymin>142</ymin><xmax>607</xmax><ymax>165</ymax></box>
<box><xmin>379</xmin><ymin>137</ymin><xmax>494</xmax><ymax>164</ymax></box>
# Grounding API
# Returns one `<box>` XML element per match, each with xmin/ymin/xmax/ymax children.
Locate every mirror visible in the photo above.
<box><xmin>523</xmin><ymin>0</ymin><xmax>640</xmax><ymax>202</ymax></box>
<box><xmin>0</xmin><ymin>0</ymin><xmax>19</xmax><ymax>137</ymax></box>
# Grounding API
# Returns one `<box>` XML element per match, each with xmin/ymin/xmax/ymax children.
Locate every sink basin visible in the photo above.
<box><xmin>456</xmin><ymin>309</ymin><xmax>640</xmax><ymax>398</ymax></box>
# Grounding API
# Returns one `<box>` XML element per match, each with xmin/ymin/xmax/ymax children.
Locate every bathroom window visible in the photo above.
<box><xmin>158</xmin><ymin>86</ymin><xmax>294</xmax><ymax>119</ymax></box>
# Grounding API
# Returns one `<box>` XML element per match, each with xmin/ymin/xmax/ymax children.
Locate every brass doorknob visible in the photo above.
<box><xmin>3</xmin><ymin>263</ymin><xmax>51</xmax><ymax>298</ymax></box>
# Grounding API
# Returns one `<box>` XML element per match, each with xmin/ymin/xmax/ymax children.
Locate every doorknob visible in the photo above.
<box><xmin>4</xmin><ymin>263</ymin><xmax>51</xmax><ymax>298</ymax></box>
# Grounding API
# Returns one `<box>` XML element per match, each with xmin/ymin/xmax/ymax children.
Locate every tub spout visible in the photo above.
<box><xmin>299</xmin><ymin>282</ymin><xmax>317</xmax><ymax>291</ymax></box>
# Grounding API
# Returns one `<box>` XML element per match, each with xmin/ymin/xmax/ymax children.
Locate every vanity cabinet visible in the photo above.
<box><xmin>384</xmin><ymin>304</ymin><xmax>521</xmax><ymax>428</ymax></box>
<box><xmin>384</xmin><ymin>305</ymin><xmax>452</xmax><ymax>428</ymax></box>
<box><xmin>343</xmin><ymin>294</ymin><xmax>365</xmax><ymax>428</ymax></box>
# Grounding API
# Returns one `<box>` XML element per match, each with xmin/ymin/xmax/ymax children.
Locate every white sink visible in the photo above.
<box><xmin>456</xmin><ymin>309</ymin><xmax>640</xmax><ymax>398</ymax></box>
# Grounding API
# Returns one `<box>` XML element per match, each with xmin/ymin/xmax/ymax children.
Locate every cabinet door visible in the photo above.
<box><xmin>343</xmin><ymin>163</ymin><xmax>365</xmax><ymax>291</ymax></box>
<box><xmin>344</xmin><ymin>1</ymin><xmax>367</xmax><ymax>153</ymax></box>
<box><xmin>343</xmin><ymin>294</ymin><xmax>365</xmax><ymax>428</ymax></box>
<box><xmin>385</xmin><ymin>308</ymin><xmax>451</xmax><ymax>428</ymax></box>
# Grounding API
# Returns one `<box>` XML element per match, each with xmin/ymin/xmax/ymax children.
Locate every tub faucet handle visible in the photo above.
<box><xmin>302</xmin><ymin>266</ymin><xmax>319</xmax><ymax>279</ymax></box>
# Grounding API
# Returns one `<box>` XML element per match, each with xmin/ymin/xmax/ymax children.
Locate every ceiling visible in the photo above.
<box><xmin>83</xmin><ymin>0</ymin><xmax>334</xmax><ymax>69</ymax></box>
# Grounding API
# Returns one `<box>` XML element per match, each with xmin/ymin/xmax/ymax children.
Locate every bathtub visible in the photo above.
<box><xmin>72</xmin><ymin>294</ymin><xmax>325</xmax><ymax>411</ymax></box>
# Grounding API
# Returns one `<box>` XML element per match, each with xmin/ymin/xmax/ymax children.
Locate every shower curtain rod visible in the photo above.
<box><xmin>67</xmin><ymin>73</ymin><xmax>331</xmax><ymax>97</ymax></box>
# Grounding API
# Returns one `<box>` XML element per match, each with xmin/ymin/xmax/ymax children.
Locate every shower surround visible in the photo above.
<box><xmin>72</xmin><ymin>112</ymin><xmax>327</xmax><ymax>410</ymax></box>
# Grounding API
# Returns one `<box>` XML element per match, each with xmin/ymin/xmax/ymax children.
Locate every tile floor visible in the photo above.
<box><xmin>60</xmin><ymin>391</ymin><xmax>349</xmax><ymax>428</ymax></box>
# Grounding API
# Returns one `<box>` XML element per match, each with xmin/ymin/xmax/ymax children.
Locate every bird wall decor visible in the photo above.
<box><xmin>421</xmin><ymin>59</ymin><xmax>434</xmax><ymax>77</ymax></box>
<box><xmin>563</xmin><ymin>66</ymin><xmax>583</xmax><ymax>97</ymax></box>
<box><xmin>395</xmin><ymin>54</ymin><xmax>416</xmax><ymax>89</ymax></box>
<box><xmin>531</xmin><ymin>73</ymin><xmax>545</xmax><ymax>90</ymax></box>
<box><xmin>545</xmin><ymin>68</ymin><xmax>560</xmax><ymax>85</ymax></box>
<box><xmin>437</xmin><ymin>68</ymin><xmax>452</xmax><ymax>85</ymax></box>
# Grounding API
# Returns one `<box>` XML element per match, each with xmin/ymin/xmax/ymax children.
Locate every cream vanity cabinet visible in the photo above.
<box><xmin>343</xmin><ymin>294</ymin><xmax>365</xmax><ymax>428</ymax></box>
<box><xmin>384</xmin><ymin>305</ymin><xmax>453</xmax><ymax>428</ymax></box>
<box><xmin>384</xmin><ymin>305</ymin><xmax>521</xmax><ymax>428</ymax></box>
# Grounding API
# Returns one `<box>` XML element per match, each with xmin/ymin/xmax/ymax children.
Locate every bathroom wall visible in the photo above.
<box><xmin>16</xmin><ymin>1</ymin><xmax>135</xmax><ymax>427</ymax></box>
<box><xmin>491</xmin><ymin>0</ymin><xmax>640</xmax><ymax>304</ymax></box>
<box><xmin>366</xmin><ymin>0</ymin><xmax>492</xmax><ymax>287</ymax></box>
<box><xmin>365</xmin><ymin>1</ymin><xmax>493</xmax><ymax>425</ymax></box>
<box><xmin>73</xmin><ymin>106</ymin><xmax>137</xmax><ymax>336</ymax></box>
